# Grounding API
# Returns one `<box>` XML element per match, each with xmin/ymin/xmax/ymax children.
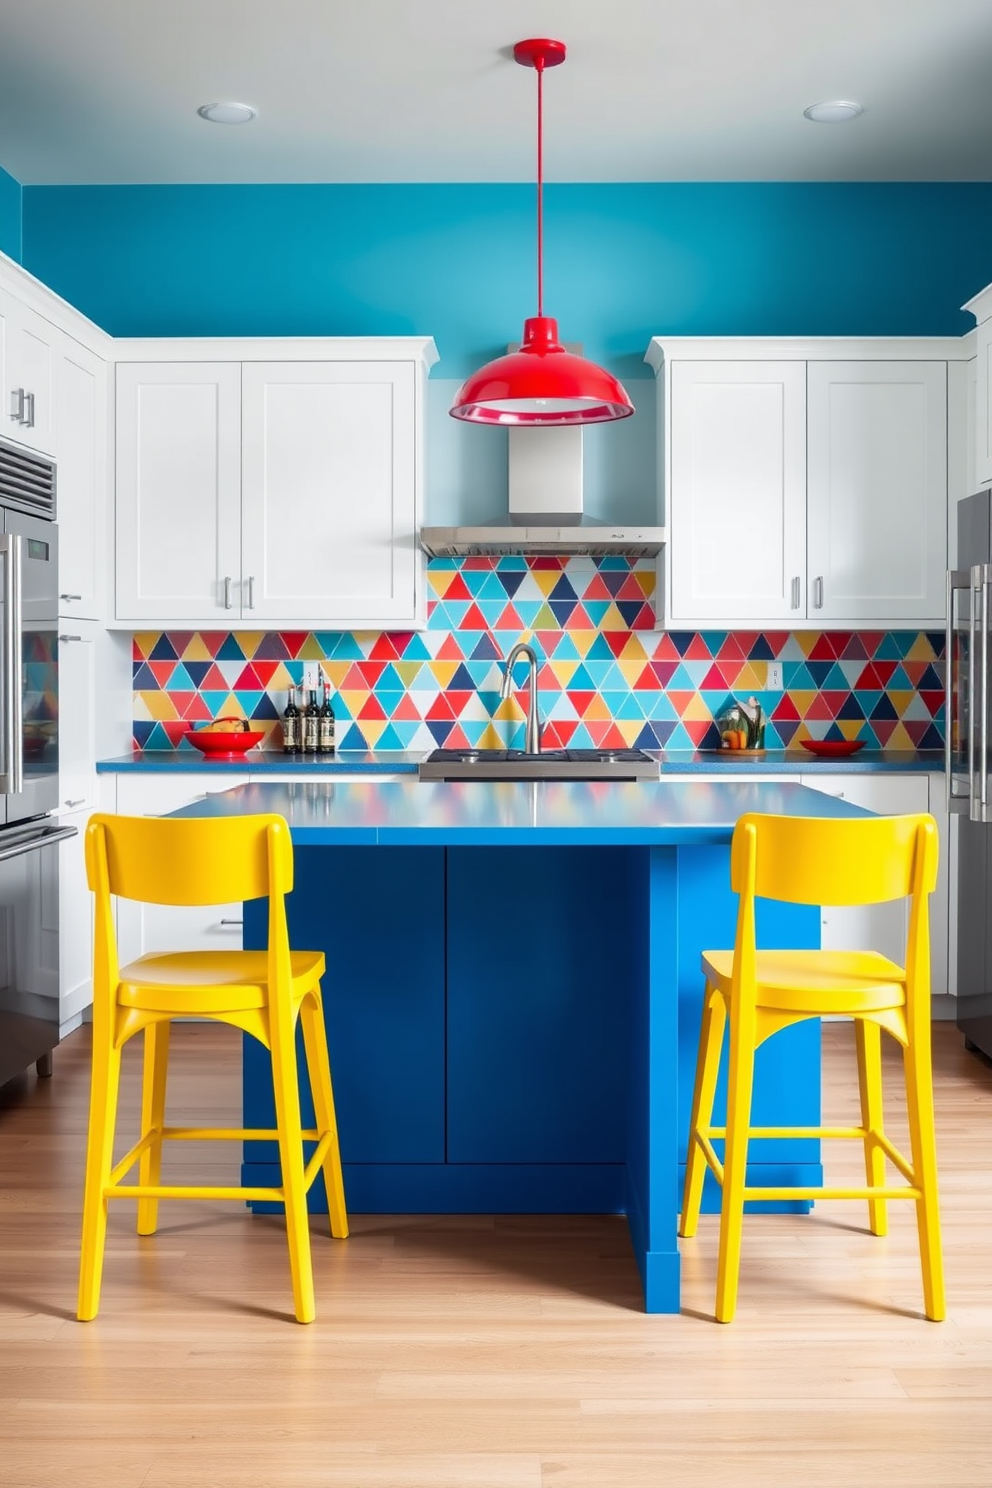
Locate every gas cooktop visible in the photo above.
<box><xmin>417</xmin><ymin>747</ymin><xmax>661</xmax><ymax>781</ymax></box>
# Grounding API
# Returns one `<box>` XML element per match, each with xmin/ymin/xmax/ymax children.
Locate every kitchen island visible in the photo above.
<box><xmin>172</xmin><ymin>777</ymin><xmax>872</xmax><ymax>1312</ymax></box>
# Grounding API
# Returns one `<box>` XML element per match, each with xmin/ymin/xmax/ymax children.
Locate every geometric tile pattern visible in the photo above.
<box><xmin>132</xmin><ymin>556</ymin><xmax>946</xmax><ymax>754</ymax></box>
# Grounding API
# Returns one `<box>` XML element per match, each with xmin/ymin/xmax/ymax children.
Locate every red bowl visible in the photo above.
<box><xmin>187</xmin><ymin>725</ymin><xmax>265</xmax><ymax>758</ymax></box>
<box><xmin>799</xmin><ymin>739</ymin><xmax>865</xmax><ymax>759</ymax></box>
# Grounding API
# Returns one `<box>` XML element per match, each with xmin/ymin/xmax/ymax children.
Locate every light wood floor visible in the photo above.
<box><xmin>0</xmin><ymin>1021</ymin><xmax>990</xmax><ymax>1488</ymax></box>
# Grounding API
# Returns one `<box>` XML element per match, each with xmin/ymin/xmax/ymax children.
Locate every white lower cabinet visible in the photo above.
<box><xmin>54</xmin><ymin>807</ymin><xmax>94</xmax><ymax>1032</ymax></box>
<box><xmin>57</xmin><ymin>622</ymin><xmax>99</xmax><ymax>816</ymax></box>
<box><xmin>114</xmin><ymin>774</ymin><xmax>249</xmax><ymax>962</ymax></box>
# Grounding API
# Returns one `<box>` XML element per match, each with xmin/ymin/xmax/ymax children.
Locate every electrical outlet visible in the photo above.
<box><xmin>766</xmin><ymin>662</ymin><xmax>784</xmax><ymax>690</ymax></box>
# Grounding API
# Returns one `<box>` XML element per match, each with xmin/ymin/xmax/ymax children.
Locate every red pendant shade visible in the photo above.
<box><xmin>450</xmin><ymin>39</ymin><xmax>634</xmax><ymax>428</ymax></box>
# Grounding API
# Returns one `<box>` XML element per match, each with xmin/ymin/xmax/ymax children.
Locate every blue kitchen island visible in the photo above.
<box><xmin>172</xmin><ymin>777</ymin><xmax>871</xmax><ymax>1312</ymax></box>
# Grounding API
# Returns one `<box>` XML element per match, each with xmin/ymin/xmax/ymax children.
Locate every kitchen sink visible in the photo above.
<box><xmin>418</xmin><ymin>747</ymin><xmax>660</xmax><ymax>781</ymax></box>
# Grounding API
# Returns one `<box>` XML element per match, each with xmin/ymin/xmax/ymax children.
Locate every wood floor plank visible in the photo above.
<box><xmin>0</xmin><ymin>1020</ymin><xmax>989</xmax><ymax>1487</ymax></box>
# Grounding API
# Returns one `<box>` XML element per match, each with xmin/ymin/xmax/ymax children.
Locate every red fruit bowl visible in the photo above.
<box><xmin>799</xmin><ymin>739</ymin><xmax>865</xmax><ymax>759</ymax></box>
<box><xmin>186</xmin><ymin>718</ymin><xmax>265</xmax><ymax>758</ymax></box>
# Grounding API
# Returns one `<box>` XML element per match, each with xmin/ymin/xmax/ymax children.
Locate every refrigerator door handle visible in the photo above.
<box><xmin>0</xmin><ymin>533</ymin><xmax>23</xmax><ymax>795</ymax></box>
<box><xmin>967</xmin><ymin>566</ymin><xmax>981</xmax><ymax>820</ymax></box>
<box><xmin>946</xmin><ymin>569</ymin><xmax>970</xmax><ymax>812</ymax></box>
<box><xmin>982</xmin><ymin>568</ymin><xmax>991</xmax><ymax>823</ymax></box>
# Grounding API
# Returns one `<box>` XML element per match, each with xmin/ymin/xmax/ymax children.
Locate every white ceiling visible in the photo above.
<box><xmin>2</xmin><ymin>0</ymin><xmax>992</xmax><ymax>185</ymax></box>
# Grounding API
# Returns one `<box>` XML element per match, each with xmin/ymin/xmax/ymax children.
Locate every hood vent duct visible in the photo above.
<box><xmin>419</xmin><ymin>426</ymin><xmax>666</xmax><ymax>559</ymax></box>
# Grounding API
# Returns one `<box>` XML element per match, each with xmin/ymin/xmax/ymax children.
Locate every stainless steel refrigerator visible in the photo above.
<box><xmin>0</xmin><ymin>437</ymin><xmax>76</xmax><ymax>1088</ymax></box>
<box><xmin>947</xmin><ymin>486</ymin><xmax>992</xmax><ymax>1059</ymax></box>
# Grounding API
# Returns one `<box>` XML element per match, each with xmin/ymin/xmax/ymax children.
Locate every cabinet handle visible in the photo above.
<box><xmin>9</xmin><ymin>388</ymin><xmax>24</xmax><ymax>423</ymax></box>
<box><xmin>223</xmin><ymin>575</ymin><xmax>233</xmax><ymax>609</ymax></box>
<box><xmin>790</xmin><ymin>576</ymin><xmax>800</xmax><ymax>609</ymax></box>
<box><xmin>219</xmin><ymin>917</ymin><xmax>244</xmax><ymax>926</ymax></box>
<box><xmin>60</xmin><ymin>593</ymin><xmax>82</xmax><ymax>602</ymax></box>
<box><xmin>64</xmin><ymin>798</ymin><xmax>85</xmax><ymax>808</ymax></box>
<box><xmin>59</xmin><ymin>633</ymin><xmax>82</xmax><ymax>642</ymax></box>
<box><xmin>813</xmin><ymin>575</ymin><xmax>824</xmax><ymax>609</ymax></box>
<box><xmin>247</xmin><ymin>575</ymin><xmax>255</xmax><ymax>609</ymax></box>
<box><xmin>22</xmin><ymin>391</ymin><xmax>35</xmax><ymax>429</ymax></box>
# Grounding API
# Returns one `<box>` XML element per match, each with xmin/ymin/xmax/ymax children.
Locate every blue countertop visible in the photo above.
<box><xmin>97</xmin><ymin>748</ymin><xmax>944</xmax><ymax>776</ymax></box>
<box><xmin>170</xmin><ymin>777</ymin><xmax>872</xmax><ymax>846</ymax></box>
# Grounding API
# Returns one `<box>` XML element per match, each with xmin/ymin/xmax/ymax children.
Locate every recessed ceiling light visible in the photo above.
<box><xmin>197</xmin><ymin>101</ymin><xmax>257</xmax><ymax>125</ymax></box>
<box><xmin>803</xmin><ymin>100</ymin><xmax>864</xmax><ymax>124</ymax></box>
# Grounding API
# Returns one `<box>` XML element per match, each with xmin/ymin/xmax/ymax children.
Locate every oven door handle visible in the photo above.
<box><xmin>0</xmin><ymin>822</ymin><xmax>77</xmax><ymax>865</ymax></box>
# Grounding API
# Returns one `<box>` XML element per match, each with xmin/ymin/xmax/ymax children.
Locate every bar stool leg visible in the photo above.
<box><xmin>680</xmin><ymin>985</ymin><xmax>726</xmax><ymax>1238</ymax></box>
<box><xmin>715</xmin><ymin>1003</ymin><xmax>756</xmax><ymax>1324</ymax></box>
<box><xmin>854</xmin><ymin>1018</ymin><xmax>888</xmax><ymax>1237</ymax></box>
<box><xmin>299</xmin><ymin>991</ymin><xmax>349</xmax><ymax>1240</ymax></box>
<box><xmin>903</xmin><ymin>1032</ymin><xmax>946</xmax><ymax>1321</ymax></box>
<box><xmin>77</xmin><ymin>1038</ymin><xmax>124</xmax><ymax>1321</ymax></box>
<box><xmin>270</xmin><ymin>1014</ymin><xmax>316</xmax><ymax>1324</ymax></box>
<box><xmin>137</xmin><ymin>1021</ymin><xmax>171</xmax><ymax>1236</ymax></box>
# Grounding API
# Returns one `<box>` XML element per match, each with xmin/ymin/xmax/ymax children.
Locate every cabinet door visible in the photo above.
<box><xmin>0</xmin><ymin>290</ymin><xmax>57</xmax><ymax>456</ymax></box>
<box><xmin>669</xmin><ymin>361</ymin><xmax>807</xmax><ymax>623</ymax></box>
<box><xmin>115</xmin><ymin>773</ymin><xmax>248</xmax><ymax>965</ymax></box>
<box><xmin>56</xmin><ymin>336</ymin><xmax>107</xmax><ymax>620</ymax></box>
<box><xmin>800</xmin><ymin>773</ymin><xmax>931</xmax><ymax>965</ymax></box>
<box><xmin>115</xmin><ymin>363</ymin><xmax>242</xmax><ymax>621</ymax></box>
<box><xmin>57</xmin><ymin>623</ymin><xmax>98</xmax><ymax>815</ymax></box>
<box><xmin>807</xmin><ymin>362</ymin><xmax>947</xmax><ymax>622</ymax></box>
<box><xmin>241</xmin><ymin>361</ymin><xmax>419</xmax><ymax>625</ymax></box>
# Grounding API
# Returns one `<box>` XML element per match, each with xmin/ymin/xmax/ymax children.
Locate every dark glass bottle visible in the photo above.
<box><xmin>303</xmin><ymin>685</ymin><xmax>320</xmax><ymax>754</ymax></box>
<box><xmin>318</xmin><ymin>679</ymin><xmax>335</xmax><ymax>754</ymax></box>
<box><xmin>282</xmin><ymin>686</ymin><xmax>300</xmax><ymax>754</ymax></box>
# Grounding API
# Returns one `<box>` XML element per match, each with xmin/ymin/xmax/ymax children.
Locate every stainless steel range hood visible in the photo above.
<box><xmin>420</xmin><ymin>426</ymin><xmax>666</xmax><ymax>559</ymax></box>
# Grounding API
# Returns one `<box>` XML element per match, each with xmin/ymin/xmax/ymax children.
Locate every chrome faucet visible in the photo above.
<box><xmin>500</xmin><ymin>642</ymin><xmax>542</xmax><ymax>754</ymax></box>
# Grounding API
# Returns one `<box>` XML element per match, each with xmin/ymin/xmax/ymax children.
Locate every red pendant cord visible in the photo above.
<box><xmin>535</xmin><ymin>56</ymin><xmax>544</xmax><ymax>319</ymax></box>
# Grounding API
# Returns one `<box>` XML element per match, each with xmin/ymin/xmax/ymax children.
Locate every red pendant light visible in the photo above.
<box><xmin>449</xmin><ymin>39</ymin><xmax>635</xmax><ymax>428</ymax></box>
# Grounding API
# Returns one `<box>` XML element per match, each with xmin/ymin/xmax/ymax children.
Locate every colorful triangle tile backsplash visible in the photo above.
<box><xmin>131</xmin><ymin>558</ymin><xmax>946</xmax><ymax>753</ymax></box>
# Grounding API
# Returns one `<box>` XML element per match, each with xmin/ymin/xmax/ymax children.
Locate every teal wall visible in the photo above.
<box><xmin>22</xmin><ymin>182</ymin><xmax>992</xmax><ymax>372</ymax></box>
<box><xmin>19</xmin><ymin>180</ymin><xmax>992</xmax><ymax>523</ymax></box>
<box><xmin>0</xmin><ymin>164</ymin><xmax>21</xmax><ymax>263</ymax></box>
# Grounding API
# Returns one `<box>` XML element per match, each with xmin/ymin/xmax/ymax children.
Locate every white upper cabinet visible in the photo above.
<box><xmin>0</xmin><ymin>286</ymin><xmax>57</xmax><ymax>456</ymax></box>
<box><xmin>669</xmin><ymin>361</ymin><xmax>807</xmax><ymax>622</ymax></box>
<box><xmin>55</xmin><ymin>334</ymin><xmax>108</xmax><ymax>620</ymax></box>
<box><xmin>806</xmin><ymin>361</ymin><xmax>947</xmax><ymax>622</ymax></box>
<box><xmin>963</xmin><ymin>282</ymin><xmax>992</xmax><ymax>489</ymax></box>
<box><xmin>241</xmin><ymin>361</ymin><xmax>418</xmax><ymax>624</ymax></box>
<box><xmin>115</xmin><ymin>362</ymin><xmax>242</xmax><ymax>622</ymax></box>
<box><xmin>649</xmin><ymin>338</ymin><xmax>958</xmax><ymax>629</ymax></box>
<box><xmin>113</xmin><ymin>340</ymin><xmax>435</xmax><ymax>630</ymax></box>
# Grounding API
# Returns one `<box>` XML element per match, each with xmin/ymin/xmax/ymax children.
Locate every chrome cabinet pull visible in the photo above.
<box><xmin>247</xmin><ymin>575</ymin><xmax>255</xmax><ymax>609</ymax></box>
<box><xmin>223</xmin><ymin>575</ymin><xmax>233</xmax><ymax>609</ymax></box>
<box><xmin>59</xmin><ymin>633</ymin><xmax>82</xmax><ymax>642</ymax></box>
<box><xmin>813</xmin><ymin>576</ymin><xmax>824</xmax><ymax>609</ymax></box>
<box><xmin>790</xmin><ymin>576</ymin><xmax>800</xmax><ymax>609</ymax></box>
<box><xmin>64</xmin><ymin>798</ymin><xmax>85</xmax><ymax>808</ymax></box>
<box><xmin>10</xmin><ymin>388</ymin><xmax>24</xmax><ymax>423</ymax></box>
<box><xmin>23</xmin><ymin>391</ymin><xmax>35</xmax><ymax>428</ymax></box>
<box><xmin>219</xmin><ymin>917</ymin><xmax>244</xmax><ymax>926</ymax></box>
<box><xmin>60</xmin><ymin>593</ymin><xmax>82</xmax><ymax>602</ymax></box>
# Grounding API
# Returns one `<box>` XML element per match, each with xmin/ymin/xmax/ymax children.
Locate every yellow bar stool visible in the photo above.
<box><xmin>77</xmin><ymin>812</ymin><xmax>349</xmax><ymax>1324</ymax></box>
<box><xmin>680</xmin><ymin>811</ymin><xmax>944</xmax><ymax>1324</ymax></box>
